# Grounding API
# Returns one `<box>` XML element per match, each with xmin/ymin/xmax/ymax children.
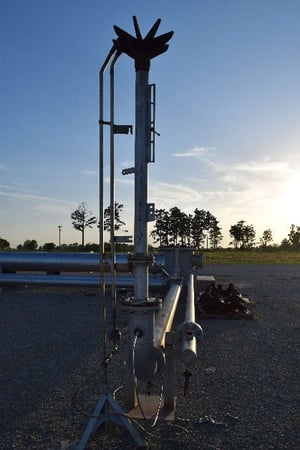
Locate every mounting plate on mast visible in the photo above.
<box><xmin>148</xmin><ymin>83</ymin><xmax>159</xmax><ymax>163</ymax></box>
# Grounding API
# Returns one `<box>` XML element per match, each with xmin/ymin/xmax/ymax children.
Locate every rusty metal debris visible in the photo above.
<box><xmin>196</xmin><ymin>282</ymin><xmax>254</xmax><ymax>319</ymax></box>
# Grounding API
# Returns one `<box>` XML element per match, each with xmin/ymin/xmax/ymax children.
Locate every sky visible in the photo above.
<box><xmin>1</xmin><ymin>0</ymin><xmax>300</xmax><ymax>248</ymax></box>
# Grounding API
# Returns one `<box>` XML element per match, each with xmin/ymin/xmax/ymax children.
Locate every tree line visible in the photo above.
<box><xmin>150</xmin><ymin>207</ymin><xmax>222</xmax><ymax>249</ymax></box>
<box><xmin>1</xmin><ymin>201</ymin><xmax>300</xmax><ymax>251</ymax></box>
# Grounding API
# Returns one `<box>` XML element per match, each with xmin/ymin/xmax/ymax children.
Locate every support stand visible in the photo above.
<box><xmin>68</xmin><ymin>387</ymin><xmax>145</xmax><ymax>449</ymax></box>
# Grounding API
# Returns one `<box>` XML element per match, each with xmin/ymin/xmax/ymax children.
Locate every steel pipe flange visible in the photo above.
<box><xmin>176</xmin><ymin>321</ymin><xmax>203</xmax><ymax>342</ymax></box>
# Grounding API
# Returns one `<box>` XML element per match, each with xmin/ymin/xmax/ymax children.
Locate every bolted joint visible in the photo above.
<box><xmin>121</xmin><ymin>295</ymin><xmax>162</xmax><ymax>311</ymax></box>
<box><xmin>127</xmin><ymin>252</ymin><xmax>155</xmax><ymax>266</ymax></box>
<box><xmin>176</xmin><ymin>321</ymin><xmax>203</xmax><ymax>343</ymax></box>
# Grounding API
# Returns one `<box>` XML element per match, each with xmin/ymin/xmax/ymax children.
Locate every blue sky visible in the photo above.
<box><xmin>1</xmin><ymin>0</ymin><xmax>300</xmax><ymax>248</ymax></box>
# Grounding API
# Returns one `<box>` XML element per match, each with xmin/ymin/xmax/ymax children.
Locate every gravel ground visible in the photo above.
<box><xmin>0</xmin><ymin>264</ymin><xmax>299</xmax><ymax>449</ymax></box>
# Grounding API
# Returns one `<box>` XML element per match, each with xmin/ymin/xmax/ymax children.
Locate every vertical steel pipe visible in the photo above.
<box><xmin>134</xmin><ymin>69</ymin><xmax>150</xmax><ymax>302</ymax></box>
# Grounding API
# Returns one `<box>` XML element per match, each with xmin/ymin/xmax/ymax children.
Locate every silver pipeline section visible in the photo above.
<box><xmin>0</xmin><ymin>252</ymin><xmax>164</xmax><ymax>274</ymax></box>
<box><xmin>154</xmin><ymin>281</ymin><xmax>182</xmax><ymax>348</ymax></box>
<box><xmin>0</xmin><ymin>273</ymin><xmax>166</xmax><ymax>288</ymax></box>
<box><xmin>179</xmin><ymin>273</ymin><xmax>203</xmax><ymax>365</ymax></box>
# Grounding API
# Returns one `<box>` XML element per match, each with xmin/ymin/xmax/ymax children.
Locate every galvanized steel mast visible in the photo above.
<box><xmin>114</xmin><ymin>16</ymin><xmax>173</xmax><ymax>304</ymax></box>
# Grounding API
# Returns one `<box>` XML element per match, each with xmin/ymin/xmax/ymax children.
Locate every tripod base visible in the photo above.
<box><xmin>64</xmin><ymin>390</ymin><xmax>145</xmax><ymax>449</ymax></box>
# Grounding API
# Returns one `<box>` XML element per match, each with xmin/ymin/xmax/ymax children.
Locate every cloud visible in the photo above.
<box><xmin>116</xmin><ymin>176</ymin><xmax>134</xmax><ymax>186</ymax></box>
<box><xmin>31</xmin><ymin>202</ymin><xmax>73</xmax><ymax>215</ymax></box>
<box><xmin>0</xmin><ymin>163</ymin><xmax>9</xmax><ymax>171</ymax></box>
<box><xmin>232</xmin><ymin>160</ymin><xmax>289</xmax><ymax>174</ymax></box>
<box><xmin>0</xmin><ymin>182</ymin><xmax>37</xmax><ymax>194</ymax></box>
<box><xmin>120</xmin><ymin>160</ymin><xmax>134</xmax><ymax>168</ymax></box>
<box><xmin>0</xmin><ymin>187</ymin><xmax>76</xmax><ymax>215</ymax></box>
<box><xmin>149</xmin><ymin>152</ymin><xmax>300</xmax><ymax>245</ymax></box>
<box><xmin>150</xmin><ymin>181</ymin><xmax>204</xmax><ymax>211</ymax></box>
<box><xmin>80</xmin><ymin>169</ymin><xmax>97</xmax><ymax>176</ymax></box>
<box><xmin>172</xmin><ymin>146</ymin><xmax>212</xmax><ymax>158</ymax></box>
<box><xmin>0</xmin><ymin>189</ymin><xmax>72</xmax><ymax>204</ymax></box>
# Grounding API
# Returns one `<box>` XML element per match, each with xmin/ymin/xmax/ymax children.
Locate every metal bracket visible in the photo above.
<box><xmin>148</xmin><ymin>84</ymin><xmax>157</xmax><ymax>163</ymax></box>
<box><xmin>122</xmin><ymin>167</ymin><xmax>135</xmax><ymax>175</ymax></box>
<box><xmin>114</xmin><ymin>236</ymin><xmax>133</xmax><ymax>243</ymax></box>
<box><xmin>113</xmin><ymin>124</ymin><xmax>133</xmax><ymax>134</ymax></box>
<box><xmin>147</xmin><ymin>203</ymin><xmax>155</xmax><ymax>222</ymax></box>
<box><xmin>128</xmin><ymin>253</ymin><xmax>155</xmax><ymax>266</ymax></box>
<box><xmin>99</xmin><ymin>121</ymin><xmax>133</xmax><ymax>136</ymax></box>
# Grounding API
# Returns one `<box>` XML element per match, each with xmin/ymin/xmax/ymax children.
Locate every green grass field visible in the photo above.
<box><xmin>202</xmin><ymin>249</ymin><xmax>300</xmax><ymax>264</ymax></box>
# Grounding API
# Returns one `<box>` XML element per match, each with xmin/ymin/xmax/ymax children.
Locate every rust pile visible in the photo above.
<box><xmin>196</xmin><ymin>282</ymin><xmax>255</xmax><ymax>319</ymax></box>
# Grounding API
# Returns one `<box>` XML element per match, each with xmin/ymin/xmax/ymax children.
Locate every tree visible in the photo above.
<box><xmin>191</xmin><ymin>209</ymin><xmax>219</xmax><ymax>249</ymax></box>
<box><xmin>71</xmin><ymin>202</ymin><xmax>97</xmax><ymax>250</ymax></box>
<box><xmin>169</xmin><ymin>207</ymin><xmax>186</xmax><ymax>246</ymax></box>
<box><xmin>229</xmin><ymin>220</ymin><xmax>256</xmax><ymax>249</ymax></box>
<box><xmin>208</xmin><ymin>218</ymin><xmax>223</xmax><ymax>249</ymax></box>
<box><xmin>259</xmin><ymin>229</ymin><xmax>273</xmax><ymax>248</ymax></box>
<box><xmin>280</xmin><ymin>238</ymin><xmax>290</xmax><ymax>250</ymax></box>
<box><xmin>42</xmin><ymin>242</ymin><xmax>56</xmax><ymax>251</ymax></box>
<box><xmin>103</xmin><ymin>202</ymin><xmax>126</xmax><ymax>232</ymax></box>
<box><xmin>178</xmin><ymin>212</ymin><xmax>191</xmax><ymax>246</ymax></box>
<box><xmin>23</xmin><ymin>239</ymin><xmax>38</xmax><ymax>251</ymax></box>
<box><xmin>150</xmin><ymin>207</ymin><xmax>222</xmax><ymax>249</ymax></box>
<box><xmin>150</xmin><ymin>209</ymin><xmax>170</xmax><ymax>246</ymax></box>
<box><xmin>191</xmin><ymin>209</ymin><xmax>206</xmax><ymax>249</ymax></box>
<box><xmin>288</xmin><ymin>224</ymin><xmax>300</xmax><ymax>248</ymax></box>
<box><xmin>62</xmin><ymin>242</ymin><xmax>81</xmax><ymax>252</ymax></box>
<box><xmin>0</xmin><ymin>237</ymin><xmax>10</xmax><ymax>250</ymax></box>
<box><xmin>243</xmin><ymin>224</ymin><xmax>256</xmax><ymax>248</ymax></box>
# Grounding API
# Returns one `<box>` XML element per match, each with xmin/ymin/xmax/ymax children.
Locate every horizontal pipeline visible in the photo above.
<box><xmin>0</xmin><ymin>252</ymin><xmax>165</xmax><ymax>273</ymax></box>
<box><xmin>0</xmin><ymin>273</ymin><xmax>166</xmax><ymax>288</ymax></box>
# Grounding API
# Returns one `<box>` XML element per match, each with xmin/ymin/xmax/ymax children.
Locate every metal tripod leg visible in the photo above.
<box><xmin>71</xmin><ymin>390</ymin><xmax>145</xmax><ymax>449</ymax></box>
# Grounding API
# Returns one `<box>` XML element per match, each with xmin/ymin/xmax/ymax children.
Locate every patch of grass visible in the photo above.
<box><xmin>202</xmin><ymin>249</ymin><xmax>300</xmax><ymax>264</ymax></box>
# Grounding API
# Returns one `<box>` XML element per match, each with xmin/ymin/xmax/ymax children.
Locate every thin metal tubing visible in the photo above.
<box><xmin>99</xmin><ymin>45</ymin><xmax>117</xmax><ymax>385</ymax></box>
<box><xmin>109</xmin><ymin>50</ymin><xmax>121</xmax><ymax>339</ymax></box>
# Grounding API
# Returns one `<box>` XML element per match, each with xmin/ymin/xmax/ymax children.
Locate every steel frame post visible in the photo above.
<box><xmin>99</xmin><ymin>45</ymin><xmax>116</xmax><ymax>387</ymax></box>
<box><xmin>109</xmin><ymin>50</ymin><xmax>121</xmax><ymax>344</ymax></box>
<box><xmin>133</xmin><ymin>68</ymin><xmax>150</xmax><ymax>302</ymax></box>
